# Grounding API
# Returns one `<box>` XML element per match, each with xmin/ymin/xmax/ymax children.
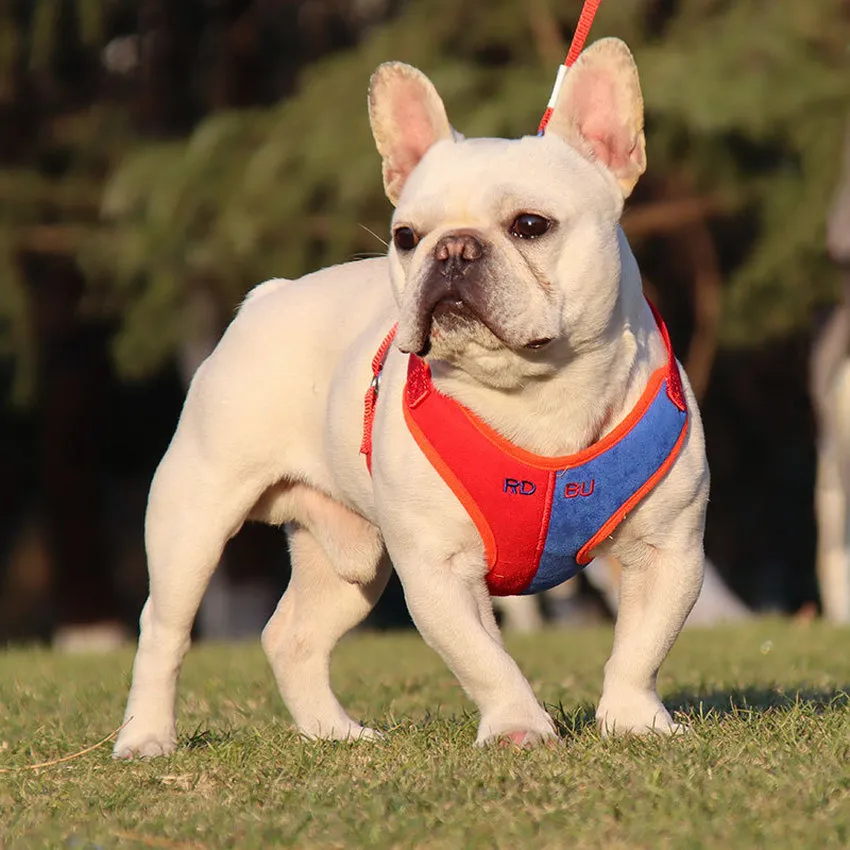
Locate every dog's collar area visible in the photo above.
<box><xmin>361</xmin><ymin>298</ymin><xmax>686</xmax><ymax>472</ymax></box>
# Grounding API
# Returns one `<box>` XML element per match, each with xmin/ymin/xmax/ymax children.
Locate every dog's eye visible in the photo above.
<box><xmin>393</xmin><ymin>226</ymin><xmax>419</xmax><ymax>251</ymax></box>
<box><xmin>510</xmin><ymin>214</ymin><xmax>551</xmax><ymax>240</ymax></box>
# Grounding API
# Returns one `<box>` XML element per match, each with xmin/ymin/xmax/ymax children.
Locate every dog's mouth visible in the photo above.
<box><xmin>409</xmin><ymin>286</ymin><xmax>476</xmax><ymax>356</ymax></box>
<box><xmin>432</xmin><ymin>295</ymin><xmax>468</xmax><ymax>322</ymax></box>
<box><xmin>413</xmin><ymin>301</ymin><xmax>554</xmax><ymax>357</ymax></box>
<box><xmin>414</xmin><ymin>296</ymin><xmax>471</xmax><ymax>356</ymax></box>
<box><xmin>398</xmin><ymin>272</ymin><xmax>556</xmax><ymax>357</ymax></box>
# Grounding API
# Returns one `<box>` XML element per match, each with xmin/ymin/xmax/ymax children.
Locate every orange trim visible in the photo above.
<box><xmin>575</xmin><ymin>415</ymin><xmax>689</xmax><ymax>565</ymax></box>
<box><xmin>403</xmin><ymin>402</ymin><xmax>498</xmax><ymax>569</ymax></box>
<box><xmin>451</xmin><ymin>366</ymin><xmax>667</xmax><ymax>471</ymax></box>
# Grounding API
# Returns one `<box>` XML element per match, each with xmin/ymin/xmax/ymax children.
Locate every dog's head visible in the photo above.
<box><xmin>368</xmin><ymin>39</ymin><xmax>646</xmax><ymax>388</ymax></box>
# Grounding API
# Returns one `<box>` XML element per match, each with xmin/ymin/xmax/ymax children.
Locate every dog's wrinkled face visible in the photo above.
<box><xmin>390</xmin><ymin>136</ymin><xmax>625</xmax><ymax>364</ymax></box>
<box><xmin>368</xmin><ymin>39</ymin><xmax>647</xmax><ymax>385</ymax></box>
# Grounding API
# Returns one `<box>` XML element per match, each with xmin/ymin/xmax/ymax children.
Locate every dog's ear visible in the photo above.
<box><xmin>369</xmin><ymin>62</ymin><xmax>454</xmax><ymax>206</ymax></box>
<box><xmin>546</xmin><ymin>38</ymin><xmax>646</xmax><ymax>198</ymax></box>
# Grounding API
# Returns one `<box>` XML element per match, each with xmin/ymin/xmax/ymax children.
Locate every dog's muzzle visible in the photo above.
<box><xmin>396</xmin><ymin>231</ymin><xmax>487</xmax><ymax>356</ymax></box>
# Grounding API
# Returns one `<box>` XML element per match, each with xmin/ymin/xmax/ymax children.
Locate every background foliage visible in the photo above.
<box><xmin>2</xmin><ymin>0</ymin><xmax>849</xmax><ymax>395</ymax></box>
<box><xmin>1</xmin><ymin>0</ymin><xmax>849</xmax><ymax>634</ymax></box>
<box><xmin>2</xmin><ymin>623</ymin><xmax>849</xmax><ymax>848</ymax></box>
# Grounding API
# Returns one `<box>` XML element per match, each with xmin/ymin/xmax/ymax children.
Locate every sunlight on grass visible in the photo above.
<box><xmin>0</xmin><ymin>620</ymin><xmax>848</xmax><ymax>848</ymax></box>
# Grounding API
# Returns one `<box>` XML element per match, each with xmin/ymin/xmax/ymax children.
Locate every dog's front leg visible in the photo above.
<box><xmin>595</xmin><ymin>534</ymin><xmax>704</xmax><ymax>736</ymax></box>
<box><xmin>393</xmin><ymin>550</ymin><xmax>556</xmax><ymax>747</ymax></box>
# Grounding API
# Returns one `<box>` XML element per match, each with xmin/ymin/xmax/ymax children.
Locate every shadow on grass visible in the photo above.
<box><xmin>177</xmin><ymin>688</ymin><xmax>848</xmax><ymax>748</ymax></box>
<box><xmin>182</xmin><ymin>726</ymin><xmax>238</xmax><ymax>750</ymax></box>
<box><xmin>548</xmin><ymin>686</ymin><xmax>849</xmax><ymax>737</ymax></box>
<box><xmin>666</xmin><ymin>685</ymin><xmax>849</xmax><ymax>718</ymax></box>
<box><xmin>549</xmin><ymin>702</ymin><xmax>598</xmax><ymax>737</ymax></box>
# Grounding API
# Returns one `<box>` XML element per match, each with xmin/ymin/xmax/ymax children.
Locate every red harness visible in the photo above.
<box><xmin>360</xmin><ymin>306</ymin><xmax>689</xmax><ymax>596</ymax></box>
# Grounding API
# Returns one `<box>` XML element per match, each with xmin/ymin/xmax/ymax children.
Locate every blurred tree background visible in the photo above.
<box><xmin>1</xmin><ymin>0</ymin><xmax>849</xmax><ymax>640</ymax></box>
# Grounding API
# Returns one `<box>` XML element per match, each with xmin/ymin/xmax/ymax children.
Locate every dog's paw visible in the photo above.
<box><xmin>113</xmin><ymin>735</ymin><xmax>177</xmax><ymax>760</ymax></box>
<box><xmin>300</xmin><ymin>722</ymin><xmax>382</xmax><ymax>742</ymax></box>
<box><xmin>596</xmin><ymin>688</ymin><xmax>682</xmax><ymax>737</ymax></box>
<box><xmin>113</xmin><ymin>723</ymin><xmax>177</xmax><ymax>760</ymax></box>
<box><xmin>598</xmin><ymin>716</ymin><xmax>687</xmax><ymax>738</ymax></box>
<box><xmin>346</xmin><ymin>725</ymin><xmax>383</xmax><ymax>742</ymax></box>
<box><xmin>495</xmin><ymin>729</ymin><xmax>563</xmax><ymax>750</ymax></box>
<box><xmin>476</xmin><ymin>706</ymin><xmax>558</xmax><ymax>748</ymax></box>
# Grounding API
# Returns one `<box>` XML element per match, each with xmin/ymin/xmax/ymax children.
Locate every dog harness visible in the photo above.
<box><xmin>361</xmin><ymin>302</ymin><xmax>688</xmax><ymax>596</ymax></box>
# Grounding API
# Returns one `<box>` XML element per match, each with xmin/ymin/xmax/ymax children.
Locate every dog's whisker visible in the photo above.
<box><xmin>358</xmin><ymin>223</ymin><xmax>389</xmax><ymax>248</ymax></box>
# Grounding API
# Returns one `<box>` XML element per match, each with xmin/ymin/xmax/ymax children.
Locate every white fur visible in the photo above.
<box><xmin>494</xmin><ymin>556</ymin><xmax>749</xmax><ymax>632</ymax></box>
<box><xmin>114</xmin><ymin>41</ymin><xmax>709</xmax><ymax>758</ymax></box>
<box><xmin>812</xmin><ymin>122</ymin><xmax>850</xmax><ymax>622</ymax></box>
<box><xmin>811</xmin><ymin>301</ymin><xmax>850</xmax><ymax>622</ymax></box>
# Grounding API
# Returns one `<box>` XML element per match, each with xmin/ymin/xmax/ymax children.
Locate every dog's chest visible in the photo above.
<box><xmin>363</xmin><ymin>303</ymin><xmax>688</xmax><ymax>596</ymax></box>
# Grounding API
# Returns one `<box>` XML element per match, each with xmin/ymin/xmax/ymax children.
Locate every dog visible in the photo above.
<box><xmin>810</xmin><ymin>118</ymin><xmax>850</xmax><ymax>623</ymax></box>
<box><xmin>494</xmin><ymin>554</ymin><xmax>748</xmax><ymax>632</ymax></box>
<box><xmin>114</xmin><ymin>38</ymin><xmax>709</xmax><ymax>757</ymax></box>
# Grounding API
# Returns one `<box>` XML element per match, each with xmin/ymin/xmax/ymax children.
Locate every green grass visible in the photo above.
<box><xmin>1</xmin><ymin>621</ymin><xmax>848</xmax><ymax>849</ymax></box>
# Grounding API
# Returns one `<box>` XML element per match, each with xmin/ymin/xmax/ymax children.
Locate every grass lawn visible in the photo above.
<box><xmin>1</xmin><ymin>620</ymin><xmax>848</xmax><ymax>849</ymax></box>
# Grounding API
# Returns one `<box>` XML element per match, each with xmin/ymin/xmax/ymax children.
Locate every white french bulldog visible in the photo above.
<box><xmin>114</xmin><ymin>38</ymin><xmax>709</xmax><ymax>758</ymax></box>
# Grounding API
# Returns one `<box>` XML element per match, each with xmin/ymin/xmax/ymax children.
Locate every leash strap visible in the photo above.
<box><xmin>360</xmin><ymin>325</ymin><xmax>398</xmax><ymax>471</ymax></box>
<box><xmin>537</xmin><ymin>0</ymin><xmax>603</xmax><ymax>135</ymax></box>
<box><xmin>362</xmin><ymin>0</ymin><xmax>605</xmax><ymax>470</ymax></box>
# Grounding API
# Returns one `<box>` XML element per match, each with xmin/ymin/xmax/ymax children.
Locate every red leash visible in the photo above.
<box><xmin>361</xmin><ymin>0</ymin><xmax>604</xmax><ymax>470</ymax></box>
<box><xmin>537</xmin><ymin>0</ymin><xmax>603</xmax><ymax>135</ymax></box>
<box><xmin>360</xmin><ymin>325</ymin><xmax>398</xmax><ymax>471</ymax></box>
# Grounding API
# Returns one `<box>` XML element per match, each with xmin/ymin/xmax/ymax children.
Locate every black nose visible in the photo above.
<box><xmin>433</xmin><ymin>232</ymin><xmax>484</xmax><ymax>281</ymax></box>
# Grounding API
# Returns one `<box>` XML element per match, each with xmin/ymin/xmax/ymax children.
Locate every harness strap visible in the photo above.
<box><xmin>647</xmin><ymin>299</ymin><xmax>686</xmax><ymax>412</ymax></box>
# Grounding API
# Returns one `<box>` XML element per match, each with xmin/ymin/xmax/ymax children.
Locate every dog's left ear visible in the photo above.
<box><xmin>369</xmin><ymin>62</ymin><xmax>454</xmax><ymax>206</ymax></box>
<box><xmin>546</xmin><ymin>38</ymin><xmax>646</xmax><ymax>198</ymax></box>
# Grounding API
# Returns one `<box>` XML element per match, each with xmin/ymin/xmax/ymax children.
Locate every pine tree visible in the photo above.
<box><xmin>2</xmin><ymin>0</ymin><xmax>849</xmax><ymax>397</ymax></box>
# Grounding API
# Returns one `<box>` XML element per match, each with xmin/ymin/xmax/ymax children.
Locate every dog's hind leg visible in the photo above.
<box><xmin>492</xmin><ymin>594</ymin><xmax>543</xmax><ymax>633</ymax></box>
<box><xmin>261</xmin><ymin>522</ymin><xmax>390</xmax><ymax>739</ymax></box>
<box><xmin>113</xmin><ymin>440</ymin><xmax>264</xmax><ymax>759</ymax></box>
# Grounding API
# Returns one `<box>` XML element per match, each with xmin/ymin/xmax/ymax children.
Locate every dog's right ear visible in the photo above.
<box><xmin>368</xmin><ymin>62</ymin><xmax>454</xmax><ymax>206</ymax></box>
<box><xmin>546</xmin><ymin>38</ymin><xmax>646</xmax><ymax>198</ymax></box>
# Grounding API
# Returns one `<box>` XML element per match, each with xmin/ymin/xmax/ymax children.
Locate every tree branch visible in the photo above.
<box><xmin>622</xmin><ymin>196</ymin><xmax>726</xmax><ymax>239</ymax></box>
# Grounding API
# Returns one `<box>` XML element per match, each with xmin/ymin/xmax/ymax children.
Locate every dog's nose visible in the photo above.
<box><xmin>433</xmin><ymin>232</ymin><xmax>484</xmax><ymax>280</ymax></box>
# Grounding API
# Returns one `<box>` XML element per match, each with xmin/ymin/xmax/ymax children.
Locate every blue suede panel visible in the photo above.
<box><xmin>523</xmin><ymin>381</ymin><xmax>687</xmax><ymax>594</ymax></box>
